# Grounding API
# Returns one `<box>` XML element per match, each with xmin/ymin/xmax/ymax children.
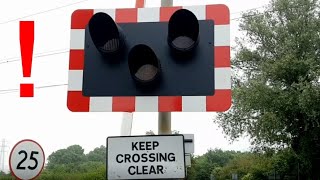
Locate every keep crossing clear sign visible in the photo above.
<box><xmin>107</xmin><ymin>135</ymin><xmax>186</xmax><ymax>179</ymax></box>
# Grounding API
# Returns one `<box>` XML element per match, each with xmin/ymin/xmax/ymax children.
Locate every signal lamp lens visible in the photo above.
<box><xmin>88</xmin><ymin>12</ymin><xmax>124</xmax><ymax>55</ymax></box>
<box><xmin>168</xmin><ymin>9</ymin><xmax>199</xmax><ymax>53</ymax></box>
<box><xmin>128</xmin><ymin>44</ymin><xmax>161</xmax><ymax>84</ymax></box>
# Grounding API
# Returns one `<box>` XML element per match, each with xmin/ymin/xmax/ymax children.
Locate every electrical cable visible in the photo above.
<box><xmin>231</xmin><ymin>3</ymin><xmax>314</xmax><ymax>21</ymax></box>
<box><xmin>0</xmin><ymin>83</ymin><xmax>68</xmax><ymax>95</ymax></box>
<box><xmin>0</xmin><ymin>0</ymin><xmax>89</xmax><ymax>25</ymax></box>
<box><xmin>0</xmin><ymin>4</ymin><xmax>271</xmax><ymax>65</ymax></box>
<box><xmin>230</xmin><ymin>5</ymin><xmax>266</xmax><ymax>15</ymax></box>
<box><xmin>0</xmin><ymin>49</ymin><xmax>68</xmax><ymax>64</ymax></box>
<box><xmin>0</xmin><ymin>3</ymin><xmax>301</xmax><ymax>95</ymax></box>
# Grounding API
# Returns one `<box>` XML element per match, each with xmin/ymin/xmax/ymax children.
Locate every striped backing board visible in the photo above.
<box><xmin>67</xmin><ymin>4</ymin><xmax>231</xmax><ymax>112</ymax></box>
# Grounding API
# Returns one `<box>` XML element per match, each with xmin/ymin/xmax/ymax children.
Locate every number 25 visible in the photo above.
<box><xmin>16</xmin><ymin>150</ymin><xmax>39</xmax><ymax>170</ymax></box>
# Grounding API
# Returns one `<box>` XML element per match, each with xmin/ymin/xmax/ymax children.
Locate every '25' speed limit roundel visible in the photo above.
<box><xmin>9</xmin><ymin>139</ymin><xmax>45</xmax><ymax>180</ymax></box>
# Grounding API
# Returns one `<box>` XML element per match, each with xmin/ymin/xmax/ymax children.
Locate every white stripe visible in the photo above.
<box><xmin>215</xmin><ymin>25</ymin><xmax>230</xmax><ymax>46</ymax></box>
<box><xmin>121</xmin><ymin>112</ymin><xmax>133</xmax><ymax>136</ymax></box>
<box><xmin>94</xmin><ymin>9</ymin><xmax>115</xmax><ymax>20</ymax></box>
<box><xmin>138</xmin><ymin>7</ymin><xmax>160</xmax><ymax>22</ymax></box>
<box><xmin>215</xmin><ymin>68</ymin><xmax>231</xmax><ymax>89</ymax></box>
<box><xmin>70</xmin><ymin>29</ymin><xmax>85</xmax><ymax>50</ymax></box>
<box><xmin>89</xmin><ymin>97</ymin><xmax>113</xmax><ymax>112</ymax></box>
<box><xmin>183</xmin><ymin>5</ymin><xmax>206</xmax><ymax>20</ymax></box>
<box><xmin>182</xmin><ymin>96</ymin><xmax>206</xmax><ymax>112</ymax></box>
<box><xmin>144</xmin><ymin>0</ymin><xmax>155</xmax><ymax>7</ymax></box>
<box><xmin>68</xmin><ymin>70</ymin><xmax>83</xmax><ymax>91</ymax></box>
<box><xmin>135</xmin><ymin>97</ymin><xmax>158</xmax><ymax>111</ymax></box>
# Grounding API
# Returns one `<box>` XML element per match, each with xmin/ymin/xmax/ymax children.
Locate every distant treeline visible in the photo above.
<box><xmin>0</xmin><ymin>144</ymin><xmax>300</xmax><ymax>180</ymax></box>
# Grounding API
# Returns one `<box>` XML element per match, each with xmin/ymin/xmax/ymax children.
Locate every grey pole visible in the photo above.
<box><xmin>161</xmin><ymin>0</ymin><xmax>173</xmax><ymax>7</ymax></box>
<box><xmin>158</xmin><ymin>0</ymin><xmax>173</xmax><ymax>135</ymax></box>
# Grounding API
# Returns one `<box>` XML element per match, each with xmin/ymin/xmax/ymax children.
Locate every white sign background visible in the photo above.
<box><xmin>9</xmin><ymin>139</ymin><xmax>45</xmax><ymax>180</ymax></box>
<box><xmin>107</xmin><ymin>135</ymin><xmax>185</xmax><ymax>179</ymax></box>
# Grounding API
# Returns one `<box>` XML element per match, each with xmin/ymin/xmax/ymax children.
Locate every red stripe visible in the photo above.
<box><xmin>206</xmin><ymin>89</ymin><xmax>232</xmax><ymax>112</ymax></box>
<box><xmin>158</xmin><ymin>97</ymin><xmax>182</xmax><ymax>112</ymax></box>
<box><xmin>215</xmin><ymin>46</ymin><xmax>230</xmax><ymax>68</ymax></box>
<box><xmin>112</xmin><ymin>97</ymin><xmax>135</xmax><ymax>112</ymax></box>
<box><xmin>160</xmin><ymin>6</ymin><xmax>182</xmax><ymax>21</ymax></box>
<box><xmin>71</xmin><ymin>9</ymin><xmax>94</xmax><ymax>29</ymax></box>
<box><xmin>116</xmin><ymin>9</ymin><xmax>138</xmax><ymax>23</ymax></box>
<box><xmin>206</xmin><ymin>5</ymin><xmax>230</xmax><ymax>25</ymax></box>
<box><xmin>69</xmin><ymin>50</ymin><xmax>84</xmax><ymax>70</ymax></box>
<box><xmin>136</xmin><ymin>0</ymin><xmax>145</xmax><ymax>8</ymax></box>
<box><xmin>113</xmin><ymin>8</ymin><xmax>138</xmax><ymax>112</ymax></box>
<box><xmin>67</xmin><ymin>91</ymin><xmax>90</xmax><ymax>112</ymax></box>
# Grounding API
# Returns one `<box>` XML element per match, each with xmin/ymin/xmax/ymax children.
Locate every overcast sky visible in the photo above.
<box><xmin>0</xmin><ymin>0</ymin><xmax>270</xmax><ymax>172</ymax></box>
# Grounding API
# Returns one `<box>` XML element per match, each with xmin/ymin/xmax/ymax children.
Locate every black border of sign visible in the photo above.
<box><xmin>9</xmin><ymin>139</ymin><xmax>45</xmax><ymax>180</ymax></box>
<box><xmin>106</xmin><ymin>134</ymin><xmax>186</xmax><ymax>180</ymax></box>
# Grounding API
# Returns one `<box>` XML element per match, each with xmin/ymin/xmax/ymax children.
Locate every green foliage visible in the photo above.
<box><xmin>271</xmin><ymin>148</ymin><xmax>298</xmax><ymax>176</ymax></box>
<box><xmin>38</xmin><ymin>144</ymin><xmax>106</xmax><ymax>179</ymax></box>
<box><xmin>38</xmin><ymin>164</ymin><xmax>105</xmax><ymax>180</ymax></box>
<box><xmin>47</xmin><ymin>145</ymin><xmax>86</xmax><ymax>171</ymax></box>
<box><xmin>187</xmin><ymin>149</ymin><xmax>238</xmax><ymax>179</ymax></box>
<box><xmin>1</xmin><ymin>145</ymin><xmax>300</xmax><ymax>180</ymax></box>
<box><xmin>186</xmin><ymin>148</ymin><xmax>300</xmax><ymax>179</ymax></box>
<box><xmin>86</xmin><ymin>145</ymin><xmax>106</xmax><ymax>163</ymax></box>
<box><xmin>215</xmin><ymin>0</ymin><xmax>320</xmax><ymax>177</ymax></box>
<box><xmin>241</xmin><ymin>173</ymin><xmax>255</xmax><ymax>180</ymax></box>
<box><xmin>212</xmin><ymin>153</ymin><xmax>273</xmax><ymax>180</ymax></box>
<box><xmin>145</xmin><ymin>130</ymin><xmax>155</xmax><ymax>135</ymax></box>
<box><xmin>0</xmin><ymin>173</ymin><xmax>13</xmax><ymax>180</ymax></box>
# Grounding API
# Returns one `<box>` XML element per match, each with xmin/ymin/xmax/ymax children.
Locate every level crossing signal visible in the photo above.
<box><xmin>67</xmin><ymin>5</ymin><xmax>231</xmax><ymax>112</ymax></box>
<box><xmin>82</xmin><ymin>8</ymin><xmax>214</xmax><ymax>97</ymax></box>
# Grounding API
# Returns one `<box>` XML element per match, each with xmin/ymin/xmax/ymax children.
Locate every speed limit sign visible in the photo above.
<box><xmin>9</xmin><ymin>139</ymin><xmax>45</xmax><ymax>180</ymax></box>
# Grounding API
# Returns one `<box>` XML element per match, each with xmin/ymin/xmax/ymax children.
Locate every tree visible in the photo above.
<box><xmin>43</xmin><ymin>145</ymin><xmax>106</xmax><ymax>178</ymax></box>
<box><xmin>212</xmin><ymin>153</ymin><xmax>273</xmax><ymax>180</ymax></box>
<box><xmin>86</xmin><ymin>145</ymin><xmax>106</xmax><ymax>163</ymax></box>
<box><xmin>215</xmin><ymin>0</ymin><xmax>320</xmax><ymax>178</ymax></box>
<box><xmin>187</xmin><ymin>149</ymin><xmax>237</xmax><ymax>179</ymax></box>
<box><xmin>271</xmin><ymin>148</ymin><xmax>299</xmax><ymax>179</ymax></box>
<box><xmin>46</xmin><ymin>145</ymin><xmax>86</xmax><ymax>171</ymax></box>
<box><xmin>145</xmin><ymin>130</ymin><xmax>156</xmax><ymax>135</ymax></box>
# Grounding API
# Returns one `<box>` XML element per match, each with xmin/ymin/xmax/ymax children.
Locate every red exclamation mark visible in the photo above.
<box><xmin>19</xmin><ymin>21</ymin><xmax>34</xmax><ymax>97</ymax></box>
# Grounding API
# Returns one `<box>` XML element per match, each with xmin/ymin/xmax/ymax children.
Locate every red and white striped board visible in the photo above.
<box><xmin>67</xmin><ymin>4</ymin><xmax>231</xmax><ymax>112</ymax></box>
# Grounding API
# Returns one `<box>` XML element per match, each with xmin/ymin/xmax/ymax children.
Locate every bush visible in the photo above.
<box><xmin>38</xmin><ymin>163</ymin><xmax>106</xmax><ymax>180</ymax></box>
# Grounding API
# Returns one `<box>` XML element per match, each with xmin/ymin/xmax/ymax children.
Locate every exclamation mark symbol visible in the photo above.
<box><xmin>20</xmin><ymin>21</ymin><xmax>34</xmax><ymax>97</ymax></box>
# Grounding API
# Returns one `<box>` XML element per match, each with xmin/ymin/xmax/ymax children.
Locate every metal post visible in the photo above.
<box><xmin>0</xmin><ymin>139</ymin><xmax>6</xmax><ymax>172</ymax></box>
<box><xmin>158</xmin><ymin>0</ymin><xmax>173</xmax><ymax>135</ymax></box>
<box><xmin>161</xmin><ymin>0</ymin><xmax>173</xmax><ymax>7</ymax></box>
<box><xmin>158</xmin><ymin>112</ymin><xmax>171</xmax><ymax>134</ymax></box>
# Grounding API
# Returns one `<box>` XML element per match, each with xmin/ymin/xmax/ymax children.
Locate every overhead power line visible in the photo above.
<box><xmin>0</xmin><ymin>49</ymin><xmax>68</xmax><ymax>64</ymax></box>
<box><xmin>0</xmin><ymin>83</ymin><xmax>68</xmax><ymax>95</ymax></box>
<box><xmin>231</xmin><ymin>3</ymin><xmax>315</xmax><ymax>21</ymax></box>
<box><xmin>230</xmin><ymin>5</ymin><xmax>266</xmax><ymax>15</ymax></box>
<box><xmin>0</xmin><ymin>0</ymin><xmax>89</xmax><ymax>25</ymax></box>
<box><xmin>0</xmin><ymin>3</ymin><xmax>309</xmax><ymax>65</ymax></box>
<box><xmin>0</xmin><ymin>4</ymin><xmax>299</xmax><ymax>96</ymax></box>
<box><xmin>231</xmin><ymin>13</ymin><xmax>264</xmax><ymax>21</ymax></box>
<box><xmin>0</xmin><ymin>3</ymin><xmax>270</xmax><ymax>96</ymax></box>
<box><xmin>0</xmin><ymin>4</ymin><xmax>270</xmax><ymax>65</ymax></box>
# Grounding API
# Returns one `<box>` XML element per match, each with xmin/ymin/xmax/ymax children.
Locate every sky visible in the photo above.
<box><xmin>0</xmin><ymin>0</ymin><xmax>270</xmax><ymax>172</ymax></box>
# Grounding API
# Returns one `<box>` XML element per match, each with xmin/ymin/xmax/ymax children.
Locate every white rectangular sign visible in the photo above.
<box><xmin>107</xmin><ymin>135</ymin><xmax>186</xmax><ymax>179</ymax></box>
